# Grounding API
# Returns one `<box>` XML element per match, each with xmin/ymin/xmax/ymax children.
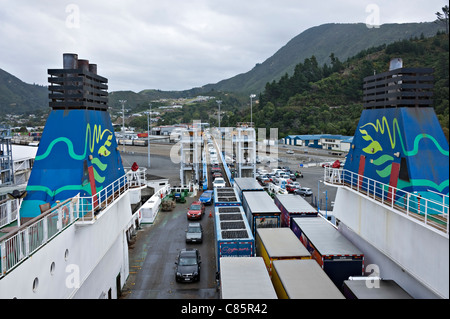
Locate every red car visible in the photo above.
<box><xmin>286</xmin><ymin>184</ymin><xmax>299</xmax><ymax>193</ymax></box>
<box><xmin>187</xmin><ymin>201</ymin><xmax>205</xmax><ymax>220</ymax></box>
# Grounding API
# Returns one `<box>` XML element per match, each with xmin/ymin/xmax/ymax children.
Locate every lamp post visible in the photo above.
<box><xmin>147</xmin><ymin>103</ymin><xmax>152</xmax><ymax>168</ymax></box>
<box><xmin>119</xmin><ymin>99</ymin><xmax>127</xmax><ymax>152</ymax></box>
<box><xmin>216</xmin><ymin>100</ymin><xmax>222</xmax><ymax>129</ymax></box>
<box><xmin>250</xmin><ymin>94</ymin><xmax>256</xmax><ymax>127</ymax></box>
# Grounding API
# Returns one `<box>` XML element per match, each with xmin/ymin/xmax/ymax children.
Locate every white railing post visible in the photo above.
<box><xmin>43</xmin><ymin>215</ymin><xmax>48</xmax><ymax>243</ymax></box>
<box><xmin>1</xmin><ymin>241</ymin><xmax>6</xmax><ymax>276</ymax></box>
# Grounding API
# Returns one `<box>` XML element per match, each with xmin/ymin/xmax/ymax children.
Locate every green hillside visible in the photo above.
<box><xmin>245</xmin><ymin>32</ymin><xmax>449</xmax><ymax>139</ymax></box>
<box><xmin>201</xmin><ymin>22</ymin><xmax>443</xmax><ymax>95</ymax></box>
<box><xmin>0</xmin><ymin>68</ymin><xmax>47</xmax><ymax>115</ymax></box>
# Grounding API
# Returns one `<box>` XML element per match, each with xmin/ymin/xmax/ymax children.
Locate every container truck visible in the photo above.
<box><xmin>291</xmin><ymin>216</ymin><xmax>364</xmax><ymax>289</ymax></box>
<box><xmin>242</xmin><ymin>191</ymin><xmax>281</xmax><ymax>236</ymax></box>
<box><xmin>255</xmin><ymin>228</ymin><xmax>310</xmax><ymax>277</ymax></box>
<box><xmin>214</xmin><ymin>206</ymin><xmax>254</xmax><ymax>270</ymax></box>
<box><xmin>274</xmin><ymin>194</ymin><xmax>317</xmax><ymax>228</ymax></box>
<box><xmin>342</xmin><ymin>278</ymin><xmax>412</xmax><ymax>299</ymax></box>
<box><xmin>219</xmin><ymin>257</ymin><xmax>277</xmax><ymax>299</ymax></box>
<box><xmin>271</xmin><ymin>259</ymin><xmax>345</xmax><ymax>299</ymax></box>
<box><xmin>233</xmin><ymin>177</ymin><xmax>264</xmax><ymax>200</ymax></box>
<box><xmin>214</xmin><ymin>187</ymin><xmax>241</xmax><ymax>207</ymax></box>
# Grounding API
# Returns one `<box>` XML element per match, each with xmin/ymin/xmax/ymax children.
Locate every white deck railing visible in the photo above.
<box><xmin>0</xmin><ymin>198</ymin><xmax>19</xmax><ymax>229</ymax></box>
<box><xmin>324</xmin><ymin>167</ymin><xmax>449</xmax><ymax>235</ymax></box>
<box><xmin>0</xmin><ymin>198</ymin><xmax>76</xmax><ymax>277</ymax></box>
<box><xmin>0</xmin><ymin>168</ymin><xmax>146</xmax><ymax>277</ymax></box>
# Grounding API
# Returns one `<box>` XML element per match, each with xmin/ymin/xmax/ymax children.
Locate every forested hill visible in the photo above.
<box><xmin>201</xmin><ymin>22</ymin><xmax>443</xmax><ymax>95</ymax></box>
<box><xmin>239</xmin><ymin>32</ymin><xmax>449</xmax><ymax>140</ymax></box>
<box><xmin>0</xmin><ymin>68</ymin><xmax>47</xmax><ymax>115</ymax></box>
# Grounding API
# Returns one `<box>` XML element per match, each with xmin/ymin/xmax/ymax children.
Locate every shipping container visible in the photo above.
<box><xmin>214</xmin><ymin>187</ymin><xmax>241</xmax><ymax>207</ymax></box>
<box><xmin>220</xmin><ymin>257</ymin><xmax>277</xmax><ymax>299</ymax></box>
<box><xmin>242</xmin><ymin>191</ymin><xmax>281</xmax><ymax>236</ymax></box>
<box><xmin>233</xmin><ymin>177</ymin><xmax>264</xmax><ymax>200</ymax></box>
<box><xmin>214</xmin><ymin>206</ymin><xmax>254</xmax><ymax>270</ymax></box>
<box><xmin>271</xmin><ymin>260</ymin><xmax>345</xmax><ymax>299</ymax></box>
<box><xmin>256</xmin><ymin>228</ymin><xmax>310</xmax><ymax>277</ymax></box>
<box><xmin>291</xmin><ymin>217</ymin><xmax>364</xmax><ymax>289</ymax></box>
<box><xmin>274</xmin><ymin>194</ymin><xmax>317</xmax><ymax>228</ymax></box>
<box><xmin>342</xmin><ymin>279</ymin><xmax>412</xmax><ymax>299</ymax></box>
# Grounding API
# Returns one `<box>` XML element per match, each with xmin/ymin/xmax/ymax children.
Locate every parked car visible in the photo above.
<box><xmin>199</xmin><ymin>190</ymin><xmax>213</xmax><ymax>205</ymax></box>
<box><xmin>294</xmin><ymin>187</ymin><xmax>313</xmax><ymax>197</ymax></box>
<box><xmin>175</xmin><ymin>248</ymin><xmax>201</xmax><ymax>282</ymax></box>
<box><xmin>186</xmin><ymin>223</ymin><xmax>203</xmax><ymax>243</ymax></box>
<box><xmin>258</xmin><ymin>175</ymin><xmax>271</xmax><ymax>185</ymax></box>
<box><xmin>286</xmin><ymin>149</ymin><xmax>294</xmax><ymax>154</ymax></box>
<box><xmin>289</xmin><ymin>181</ymin><xmax>301</xmax><ymax>188</ymax></box>
<box><xmin>187</xmin><ymin>201</ymin><xmax>205</xmax><ymax>220</ymax></box>
<box><xmin>213</xmin><ymin>177</ymin><xmax>226</xmax><ymax>188</ymax></box>
<box><xmin>286</xmin><ymin>184</ymin><xmax>300</xmax><ymax>193</ymax></box>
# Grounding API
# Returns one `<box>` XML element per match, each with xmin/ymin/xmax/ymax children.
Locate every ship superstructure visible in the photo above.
<box><xmin>326</xmin><ymin>60</ymin><xmax>449</xmax><ymax>298</ymax></box>
<box><xmin>0</xmin><ymin>54</ymin><xmax>146</xmax><ymax>298</ymax></box>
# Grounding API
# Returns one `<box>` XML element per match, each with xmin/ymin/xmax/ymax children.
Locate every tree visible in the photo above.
<box><xmin>436</xmin><ymin>5</ymin><xmax>449</xmax><ymax>35</ymax></box>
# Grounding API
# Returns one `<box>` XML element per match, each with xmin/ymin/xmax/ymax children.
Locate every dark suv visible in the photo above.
<box><xmin>175</xmin><ymin>249</ymin><xmax>201</xmax><ymax>282</ymax></box>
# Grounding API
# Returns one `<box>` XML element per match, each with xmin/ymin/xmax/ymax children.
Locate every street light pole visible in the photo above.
<box><xmin>119</xmin><ymin>100</ymin><xmax>127</xmax><ymax>152</ymax></box>
<box><xmin>250</xmin><ymin>94</ymin><xmax>256</xmax><ymax>127</ymax></box>
<box><xmin>216</xmin><ymin>100</ymin><xmax>222</xmax><ymax>129</ymax></box>
<box><xmin>147</xmin><ymin>103</ymin><xmax>152</xmax><ymax>168</ymax></box>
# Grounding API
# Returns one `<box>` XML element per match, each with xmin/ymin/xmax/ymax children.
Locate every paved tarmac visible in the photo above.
<box><xmin>119</xmin><ymin>142</ymin><xmax>341</xmax><ymax>299</ymax></box>
<box><xmin>121</xmin><ymin>193</ymin><xmax>219</xmax><ymax>299</ymax></box>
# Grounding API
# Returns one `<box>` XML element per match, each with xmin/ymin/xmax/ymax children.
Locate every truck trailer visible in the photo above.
<box><xmin>256</xmin><ymin>228</ymin><xmax>311</xmax><ymax>277</ymax></box>
<box><xmin>342</xmin><ymin>279</ymin><xmax>412</xmax><ymax>299</ymax></box>
<box><xmin>242</xmin><ymin>191</ymin><xmax>281</xmax><ymax>236</ymax></box>
<box><xmin>214</xmin><ymin>187</ymin><xmax>241</xmax><ymax>207</ymax></box>
<box><xmin>271</xmin><ymin>259</ymin><xmax>345</xmax><ymax>299</ymax></box>
<box><xmin>291</xmin><ymin>216</ymin><xmax>364</xmax><ymax>289</ymax></box>
<box><xmin>233</xmin><ymin>177</ymin><xmax>264</xmax><ymax>201</ymax></box>
<box><xmin>214</xmin><ymin>206</ymin><xmax>255</xmax><ymax>270</ymax></box>
<box><xmin>220</xmin><ymin>257</ymin><xmax>277</xmax><ymax>299</ymax></box>
<box><xmin>274</xmin><ymin>194</ymin><xmax>317</xmax><ymax>228</ymax></box>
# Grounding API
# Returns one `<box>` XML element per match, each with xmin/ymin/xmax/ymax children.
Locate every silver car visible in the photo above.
<box><xmin>186</xmin><ymin>223</ymin><xmax>203</xmax><ymax>243</ymax></box>
<box><xmin>295</xmin><ymin>187</ymin><xmax>313</xmax><ymax>197</ymax></box>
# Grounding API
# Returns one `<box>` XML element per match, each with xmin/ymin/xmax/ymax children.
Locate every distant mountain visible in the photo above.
<box><xmin>1</xmin><ymin>22</ymin><xmax>444</xmax><ymax>115</ymax></box>
<box><xmin>0</xmin><ymin>68</ymin><xmax>48</xmax><ymax>114</ymax></box>
<box><xmin>201</xmin><ymin>22</ymin><xmax>444</xmax><ymax>95</ymax></box>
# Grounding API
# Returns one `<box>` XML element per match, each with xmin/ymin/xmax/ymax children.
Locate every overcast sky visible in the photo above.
<box><xmin>0</xmin><ymin>0</ymin><xmax>445</xmax><ymax>92</ymax></box>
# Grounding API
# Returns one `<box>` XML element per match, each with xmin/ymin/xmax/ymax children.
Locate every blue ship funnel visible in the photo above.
<box><xmin>345</xmin><ymin>66</ymin><xmax>449</xmax><ymax>212</ymax></box>
<box><xmin>20</xmin><ymin>54</ymin><xmax>124</xmax><ymax>218</ymax></box>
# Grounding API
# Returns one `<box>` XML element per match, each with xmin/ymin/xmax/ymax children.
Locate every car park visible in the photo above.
<box><xmin>175</xmin><ymin>248</ymin><xmax>201</xmax><ymax>282</ymax></box>
<box><xmin>186</xmin><ymin>223</ymin><xmax>203</xmax><ymax>243</ymax></box>
<box><xmin>199</xmin><ymin>190</ymin><xmax>213</xmax><ymax>205</ymax></box>
<box><xmin>187</xmin><ymin>201</ymin><xmax>205</xmax><ymax>220</ymax></box>
<box><xmin>294</xmin><ymin>187</ymin><xmax>313</xmax><ymax>197</ymax></box>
